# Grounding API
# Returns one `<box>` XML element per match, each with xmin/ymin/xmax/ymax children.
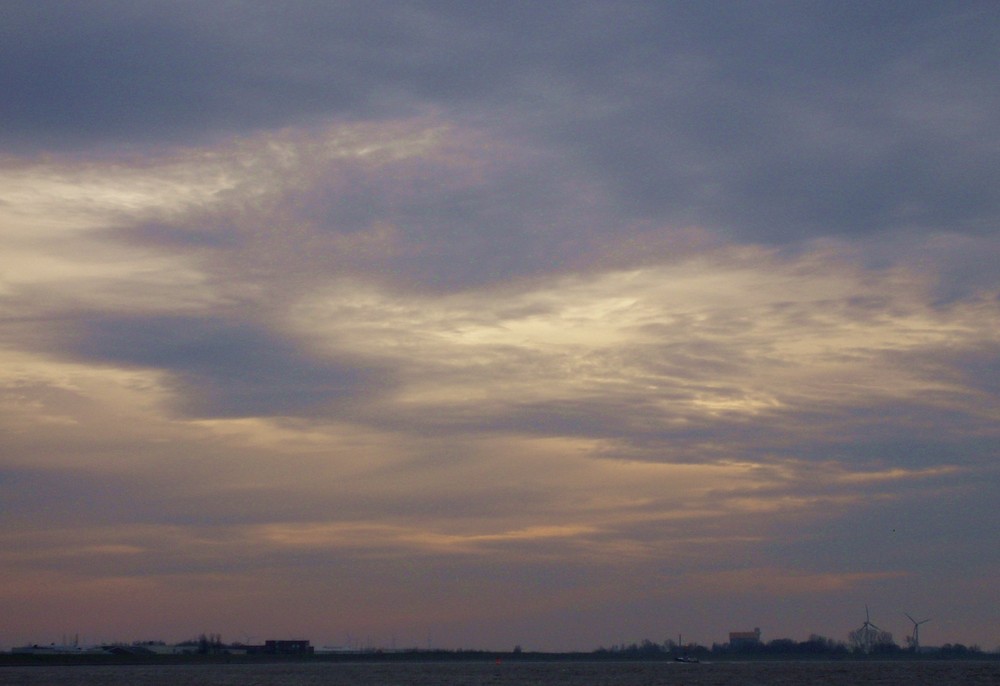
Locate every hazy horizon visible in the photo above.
<box><xmin>1</xmin><ymin>1</ymin><xmax>997</xmax><ymax>652</ymax></box>
<box><xmin>2</xmin><ymin>615</ymin><xmax>987</xmax><ymax>654</ymax></box>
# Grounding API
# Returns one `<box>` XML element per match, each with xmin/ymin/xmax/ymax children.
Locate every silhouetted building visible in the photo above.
<box><xmin>729</xmin><ymin>628</ymin><xmax>762</xmax><ymax>650</ymax></box>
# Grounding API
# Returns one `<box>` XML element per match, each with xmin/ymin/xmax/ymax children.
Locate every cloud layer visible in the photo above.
<box><xmin>1</xmin><ymin>1</ymin><xmax>998</xmax><ymax>651</ymax></box>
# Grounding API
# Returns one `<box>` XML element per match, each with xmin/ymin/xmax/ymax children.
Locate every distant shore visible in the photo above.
<box><xmin>3</xmin><ymin>650</ymin><xmax>998</xmax><ymax>667</ymax></box>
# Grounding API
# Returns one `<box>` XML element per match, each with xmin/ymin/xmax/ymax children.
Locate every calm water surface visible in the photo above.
<box><xmin>1</xmin><ymin>660</ymin><xmax>997</xmax><ymax>686</ymax></box>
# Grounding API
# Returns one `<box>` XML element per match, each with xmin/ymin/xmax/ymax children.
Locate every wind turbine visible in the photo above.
<box><xmin>905</xmin><ymin>613</ymin><xmax>931</xmax><ymax>652</ymax></box>
<box><xmin>855</xmin><ymin>605</ymin><xmax>882</xmax><ymax>653</ymax></box>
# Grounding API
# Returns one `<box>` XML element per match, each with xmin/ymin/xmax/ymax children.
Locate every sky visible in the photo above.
<box><xmin>1</xmin><ymin>1</ymin><xmax>998</xmax><ymax>652</ymax></box>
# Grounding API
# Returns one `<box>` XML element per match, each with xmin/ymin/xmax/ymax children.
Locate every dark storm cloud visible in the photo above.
<box><xmin>61</xmin><ymin>313</ymin><xmax>390</xmax><ymax>417</ymax></box>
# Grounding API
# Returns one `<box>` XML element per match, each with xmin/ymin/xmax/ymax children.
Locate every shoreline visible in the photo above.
<box><xmin>2</xmin><ymin>651</ymin><xmax>998</xmax><ymax>667</ymax></box>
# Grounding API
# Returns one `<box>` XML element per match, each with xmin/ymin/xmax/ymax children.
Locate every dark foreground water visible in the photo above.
<box><xmin>1</xmin><ymin>660</ymin><xmax>998</xmax><ymax>686</ymax></box>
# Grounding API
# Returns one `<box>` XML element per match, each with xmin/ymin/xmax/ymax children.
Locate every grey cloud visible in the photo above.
<box><xmin>0</xmin><ymin>1</ymin><xmax>564</xmax><ymax>151</ymax></box>
<box><xmin>537</xmin><ymin>3</ymin><xmax>1000</xmax><ymax>242</ymax></box>
<box><xmin>0</xmin><ymin>466</ymin><xmax>206</xmax><ymax>531</ymax></box>
<box><xmin>0</xmin><ymin>1</ymin><xmax>365</xmax><ymax>150</ymax></box>
<box><xmin>62</xmin><ymin>313</ymin><xmax>391</xmax><ymax>418</ymax></box>
<box><xmin>353</xmin><ymin>335</ymin><xmax>998</xmax><ymax>471</ymax></box>
<box><xmin>5</xmin><ymin>2</ymin><xmax>997</xmax><ymax>248</ymax></box>
<box><xmin>103</xmin><ymin>127</ymin><xmax>610</xmax><ymax>293</ymax></box>
<box><xmin>882</xmin><ymin>343</ymin><xmax>1000</xmax><ymax>401</ymax></box>
<box><xmin>4</xmin><ymin>1</ymin><xmax>999</xmax><ymax>650</ymax></box>
<box><xmin>121</xmin><ymin>221</ymin><xmax>243</xmax><ymax>250</ymax></box>
<box><xmin>765</xmin><ymin>467</ymin><xmax>1000</xmax><ymax>575</ymax></box>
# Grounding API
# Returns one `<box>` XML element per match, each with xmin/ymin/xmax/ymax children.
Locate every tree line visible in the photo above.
<box><xmin>594</xmin><ymin>635</ymin><xmax>992</xmax><ymax>657</ymax></box>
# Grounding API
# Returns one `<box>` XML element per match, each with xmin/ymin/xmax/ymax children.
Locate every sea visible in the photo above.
<box><xmin>0</xmin><ymin>660</ymin><xmax>998</xmax><ymax>686</ymax></box>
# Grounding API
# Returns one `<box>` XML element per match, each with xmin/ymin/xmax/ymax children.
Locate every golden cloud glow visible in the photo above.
<box><xmin>290</xmin><ymin>250</ymin><xmax>999</xmax><ymax>430</ymax></box>
<box><xmin>832</xmin><ymin>465</ymin><xmax>964</xmax><ymax>484</ymax></box>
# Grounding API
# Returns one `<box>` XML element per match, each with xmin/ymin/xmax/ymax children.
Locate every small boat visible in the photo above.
<box><xmin>674</xmin><ymin>634</ymin><xmax>699</xmax><ymax>662</ymax></box>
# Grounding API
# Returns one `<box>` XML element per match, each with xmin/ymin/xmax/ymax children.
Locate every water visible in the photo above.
<box><xmin>0</xmin><ymin>660</ymin><xmax>997</xmax><ymax>685</ymax></box>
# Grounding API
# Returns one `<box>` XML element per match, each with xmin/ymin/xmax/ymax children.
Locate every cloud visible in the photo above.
<box><xmin>55</xmin><ymin>313</ymin><xmax>390</xmax><ymax>418</ymax></box>
<box><xmin>4</xmin><ymin>2</ymin><xmax>996</xmax><ymax>245</ymax></box>
<box><xmin>1</xmin><ymin>1</ymin><xmax>999</xmax><ymax>650</ymax></box>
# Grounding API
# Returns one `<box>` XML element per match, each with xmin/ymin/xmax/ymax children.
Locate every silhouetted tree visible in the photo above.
<box><xmin>766</xmin><ymin>638</ymin><xmax>797</xmax><ymax>653</ymax></box>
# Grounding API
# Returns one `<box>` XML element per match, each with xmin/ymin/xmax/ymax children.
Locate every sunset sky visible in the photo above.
<box><xmin>1</xmin><ymin>1</ymin><xmax>998</xmax><ymax>652</ymax></box>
